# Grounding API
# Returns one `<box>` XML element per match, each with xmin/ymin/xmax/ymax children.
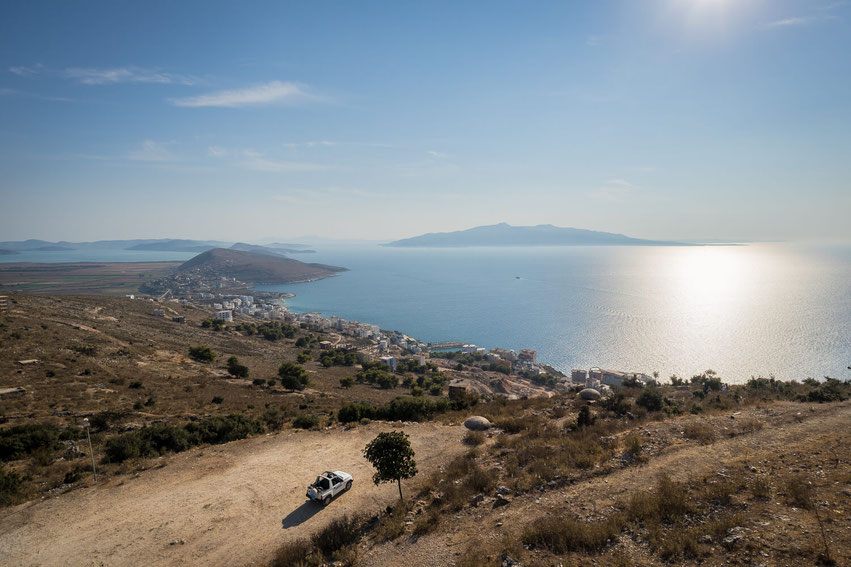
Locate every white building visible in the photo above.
<box><xmin>379</xmin><ymin>355</ymin><xmax>397</xmax><ymax>372</ymax></box>
<box><xmin>215</xmin><ymin>310</ymin><xmax>233</xmax><ymax>322</ymax></box>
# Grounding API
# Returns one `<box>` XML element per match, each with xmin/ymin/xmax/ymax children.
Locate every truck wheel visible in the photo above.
<box><xmin>322</xmin><ymin>495</ymin><xmax>330</xmax><ymax>506</ymax></box>
<box><xmin>345</xmin><ymin>480</ymin><xmax>352</xmax><ymax>491</ymax></box>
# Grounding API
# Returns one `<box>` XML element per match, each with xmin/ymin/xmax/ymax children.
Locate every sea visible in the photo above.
<box><xmin>4</xmin><ymin>243</ymin><xmax>849</xmax><ymax>383</ymax></box>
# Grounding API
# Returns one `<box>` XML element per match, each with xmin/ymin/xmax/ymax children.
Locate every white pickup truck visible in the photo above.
<box><xmin>306</xmin><ymin>470</ymin><xmax>353</xmax><ymax>505</ymax></box>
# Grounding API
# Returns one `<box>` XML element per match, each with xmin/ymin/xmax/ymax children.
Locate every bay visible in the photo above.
<box><xmin>257</xmin><ymin>243</ymin><xmax>851</xmax><ymax>383</ymax></box>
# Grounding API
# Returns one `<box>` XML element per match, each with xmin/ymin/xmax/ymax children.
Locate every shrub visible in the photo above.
<box><xmin>0</xmin><ymin>466</ymin><xmax>26</xmax><ymax>506</ymax></box>
<box><xmin>377</xmin><ymin>373</ymin><xmax>399</xmax><ymax>389</ymax></box>
<box><xmin>292</xmin><ymin>414</ymin><xmax>320</xmax><ymax>429</ymax></box>
<box><xmin>270</xmin><ymin>538</ymin><xmax>317</xmax><ymax>567</ymax></box>
<box><xmin>683</xmin><ymin>421</ymin><xmax>716</xmax><ymax>444</ymax></box>
<box><xmin>522</xmin><ymin>514</ymin><xmax>624</xmax><ymax>553</ymax></box>
<box><xmin>297</xmin><ymin>352</ymin><xmax>311</xmax><ymax>364</ymax></box>
<box><xmin>252</xmin><ymin>378</ymin><xmax>266</xmax><ymax>386</ymax></box>
<box><xmin>211</xmin><ymin>396</ymin><xmax>224</xmax><ymax>404</ymax></box>
<box><xmin>311</xmin><ymin>514</ymin><xmax>366</xmax><ymax>557</ymax></box>
<box><xmin>185</xmin><ymin>414</ymin><xmax>264</xmax><ymax>445</ymax></box>
<box><xmin>0</xmin><ymin>423</ymin><xmax>61</xmax><ymax>461</ymax></box>
<box><xmin>576</xmin><ymin>406</ymin><xmax>596</xmax><ymax>428</ymax></box>
<box><xmin>339</xmin><ymin>376</ymin><xmax>355</xmax><ymax>388</ymax></box>
<box><xmin>261</xmin><ymin>408</ymin><xmax>286</xmax><ymax>430</ymax></box>
<box><xmin>784</xmin><ymin>475</ymin><xmax>813</xmax><ymax>508</ymax></box>
<box><xmin>463</xmin><ymin>430</ymin><xmax>486</xmax><ymax>446</ymax></box>
<box><xmin>318</xmin><ymin>349</ymin><xmax>357</xmax><ymax>368</ymax></box>
<box><xmin>278</xmin><ymin>362</ymin><xmax>310</xmax><ymax>391</ymax></box>
<box><xmin>226</xmin><ymin>356</ymin><xmax>249</xmax><ymax>378</ymax></box>
<box><xmin>623</xmin><ymin>433</ymin><xmax>643</xmax><ymax>457</ymax></box>
<box><xmin>603</xmin><ymin>391</ymin><xmax>632</xmax><ymax>416</ymax></box>
<box><xmin>188</xmin><ymin>345</ymin><xmax>216</xmax><ymax>363</ymax></box>
<box><xmin>128</xmin><ymin>381</ymin><xmax>143</xmax><ymax>389</ymax></box>
<box><xmin>636</xmin><ymin>388</ymin><xmax>664</xmax><ymax>412</ymax></box>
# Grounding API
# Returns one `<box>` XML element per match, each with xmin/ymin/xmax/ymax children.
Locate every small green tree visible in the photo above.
<box><xmin>278</xmin><ymin>362</ymin><xmax>309</xmax><ymax>391</ymax></box>
<box><xmin>363</xmin><ymin>430</ymin><xmax>417</xmax><ymax>500</ymax></box>
<box><xmin>226</xmin><ymin>356</ymin><xmax>249</xmax><ymax>378</ymax></box>
<box><xmin>188</xmin><ymin>345</ymin><xmax>216</xmax><ymax>363</ymax></box>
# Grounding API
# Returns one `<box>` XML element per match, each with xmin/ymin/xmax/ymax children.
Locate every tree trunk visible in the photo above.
<box><xmin>397</xmin><ymin>478</ymin><xmax>403</xmax><ymax>500</ymax></box>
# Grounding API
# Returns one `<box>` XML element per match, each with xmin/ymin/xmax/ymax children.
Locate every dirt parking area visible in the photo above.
<box><xmin>0</xmin><ymin>421</ymin><xmax>464</xmax><ymax>567</ymax></box>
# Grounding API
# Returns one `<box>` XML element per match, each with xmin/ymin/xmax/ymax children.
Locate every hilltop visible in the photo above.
<box><xmin>385</xmin><ymin>223</ymin><xmax>690</xmax><ymax>247</ymax></box>
<box><xmin>0</xmin><ymin>293</ymin><xmax>848</xmax><ymax>566</ymax></box>
<box><xmin>177</xmin><ymin>248</ymin><xmax>346</xmax><ymax>284</ymax></box>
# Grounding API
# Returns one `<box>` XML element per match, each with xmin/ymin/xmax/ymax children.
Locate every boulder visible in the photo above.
<box><xmin>579</xmin><ymin>388</ymin><xmax>601</xmax><ymax>401</ymax></box>
<box><xmin>464</xmin><ymin>416</ymin><xmax>491</xmax><ymax>430</ymax></box>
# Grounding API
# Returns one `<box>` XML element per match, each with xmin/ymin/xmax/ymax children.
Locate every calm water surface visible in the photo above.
<box><xmin>257</xmin><ymin>244</ymin><xmax>851</xmax><ymax>383</ymax></box>
<box><xmin>3</xmin><ymin>244</ymin><xmax>848</xmax><ymax>382</ymax></box>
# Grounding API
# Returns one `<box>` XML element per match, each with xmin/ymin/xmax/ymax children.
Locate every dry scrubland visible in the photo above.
<box><xmin>0</xmin><ymin>293</ymin><xmax>849</xmax><ymax>567</ymax></box>
<box><xmin>0</xmin><ymin>293</ymin><xmax>475</xmax><ymax>504</ymax></box>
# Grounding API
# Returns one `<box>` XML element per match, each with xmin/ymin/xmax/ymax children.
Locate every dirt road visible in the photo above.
<box><xmin>0</xmin><ymin>421</ymin><xmax>464</xmax><ymax>566</ymax></box>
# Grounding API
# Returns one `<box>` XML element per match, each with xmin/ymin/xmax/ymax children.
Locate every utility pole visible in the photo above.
<box><xmin>83</xmin><ymin>418</ymin><xmax>97</xmax><ymax>482</ymax></box>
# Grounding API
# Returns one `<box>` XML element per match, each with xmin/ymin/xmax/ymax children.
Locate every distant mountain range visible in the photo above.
<box><xmin>178</xmin><ymin>248</ymin><xmax>345</xmax><ymax>284</ymax></box>
<box><xmin>0</xmin><ymin>239</ymin><xmax>314</xmax><ymax>254</ymax></box>
<box><xmin>384</xmin><ymin>223</ymin><xmax>691</xmax><ymax>247</ymax></box>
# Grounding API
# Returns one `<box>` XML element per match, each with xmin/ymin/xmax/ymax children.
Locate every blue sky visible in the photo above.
<box><xmin>1</xmin><ymin>0</ymin><xmax>849</xmax><ymax>242</ymax></box>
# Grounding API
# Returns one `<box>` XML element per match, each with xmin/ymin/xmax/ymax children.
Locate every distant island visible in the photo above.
<box><xmin>0</xmin><ymin>238</ymin><xmax>314</xmax><ymax>254</ymax></box>
<box><xmin>384</xmin><ymin>223</ymin><xmax>691</xmax><ymax>247</ymax></box>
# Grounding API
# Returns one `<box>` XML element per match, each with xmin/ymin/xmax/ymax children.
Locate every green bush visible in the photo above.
<box><xmin>0</xmin><ymin>424</ymin><xmax>61</xmax><ymax>462</ymax></box>
<box><xmin>188</xmin><ymin>345</ymin><xmax>216</xmax><ymax>363</ymax></box>
<box><xmin>0</xmin><ymin>466</ymin><xmax>26</xmax><ymax>506</ymax></box>
<box><xmin>339</xmin><ymin>376</ymin><xmax>355</xmax><ymax>388</ymax></box>
<box><xmin>318</xmin><ymin>348</ymin><xmax>357</xmax><ymax>368</ymax></box>
<box><xmin>278</xmin><ymin>362</ymin><xmax>310</xmax><ymax>391</ymax></box>
<box><xmin>104</xmin><ymin>414</ymin><xmax>265</xmax><ymax>463</ymax></box>
<box><xmin>226</xmin><ymin>356</ymin><xmax>249</xmax><ymax>378</ymax></box>
<box><xmin>636</xmin><ymin>388</ymin><xmax>664</xmax><ymax>412</ymax></box>
<box><xmin>292</xmin><ymin>414</ymin><xmax>320</xmax><ymax>429</ymax></box>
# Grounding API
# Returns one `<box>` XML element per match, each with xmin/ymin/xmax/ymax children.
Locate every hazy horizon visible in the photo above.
<box><xmin>2</xmin><ymin>1</ymin><xmax>850</xmax><ymax>243</ymax></box>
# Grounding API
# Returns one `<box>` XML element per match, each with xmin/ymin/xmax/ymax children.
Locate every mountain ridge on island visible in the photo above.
<box><xmin>177</xmin><ymin>248</ymin><xmax>346</xmax><ymax>285</ymax></box>
<box><xmin>384</xmin><ymin>223</ymin><xmax>692</xmax><ymax>247</ymax></box>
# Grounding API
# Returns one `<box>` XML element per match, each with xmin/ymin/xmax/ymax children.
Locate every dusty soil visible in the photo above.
<box><xmin>0</xmin><ymin>420</ymin><xmax>464</xmax><ymax>567</ymax></box>
<box><xmin>358</xmin><ymin>401</ymin><xmax>851</xmax><ymax>566</ymax></box>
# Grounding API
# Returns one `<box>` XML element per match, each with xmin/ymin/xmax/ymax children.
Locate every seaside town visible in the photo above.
<box><xmin>135</xmin><ymin>272</ymin><xmax>654</xmax><ymax>398</ymax></box>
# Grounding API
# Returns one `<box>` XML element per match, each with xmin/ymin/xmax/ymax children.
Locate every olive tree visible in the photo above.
<box><xmin>363</xmin><ymin>430</ymin><xmax>417</xmax><ymax>500</ymax></box>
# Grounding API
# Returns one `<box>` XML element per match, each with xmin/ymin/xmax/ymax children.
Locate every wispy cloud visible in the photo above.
<box><xmin>272</xmin><ymin>186</ymin><xmax>380</xmax><ymax>205</ymax></box>
<box><xmin>207</xmin><ymin>146</ymin><xmax>322</xmax><ymax>172</ymax></box>
<box><xmin>761</xmin><ymin>16</ymin><xmax>819</xmax><ymax>28</ymax></box>
<box><xmin>8</xmin><ymin>63</ymin><xmax>200</xmax><ymax>85</ymax></box>
<box><xmin>284</xmin><ymin>140</ymin><xmax>336</xmax><ymax>149</ymax></box>
<box><xmin>170</xmin><ymin>81</ymin><xmax>320</xmax><ymax>108</ymax></box>
<box><xmin>761</xmin><ymin>3</ymin><xmax>842</xmax><ymax>29</ymax></box>
<box><xmin>592</xmin><ymin>179</ymin><xmax>636</xmax><ymax>201</ymax></box>
<box><xmin>63</xmin><ymin>66</ymin><xmax>200</xmax><ymax>85</ymax></box>
<box><xmin>586</xmin><ymin>35</ymin><xmax>605</xmax><ymax>47</ymax></box>
<box><xmin>127</xmin><ymin>140</ymin><xmax>177</xmax><ymax>162</ymax></box>
<box><xmin>427</xmin><ymin>150</ymin><xmax>449</xmax><ymax>159</ymax></box>
<box><xmin>0</xmin><ymin>87</ymin><xmax>73</xmax><ymax>102</ymax></box>
<box><xmin>8</xmin><ymin>63</ymin><xmax>45</xmax><ymax>76</ymax></box>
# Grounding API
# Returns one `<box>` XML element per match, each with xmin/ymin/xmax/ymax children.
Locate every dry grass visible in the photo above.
<box><xmin>463</xmin><ymin>430</ymin><xmax>486</xmax><ymax>446</ymax></box>
<box><xmin>522</xmin><ymin>514</ymin><xmax>624</xmax><ymax>553</ymax></box>
<box><xmin>683</xmin><ymin>421</ymin><xmax>717</xmax><ymax>443</ymax></box>
<box><xmin>784</xmin><ymin>474</ymin><xmax>813</xmax><ymax>508</ymax></box>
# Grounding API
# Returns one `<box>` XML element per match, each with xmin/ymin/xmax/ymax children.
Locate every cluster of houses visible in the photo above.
<box><xmin>571</xmin><ymin>367</ymin><xmax>653</xmax><ymax>392</ymax></box>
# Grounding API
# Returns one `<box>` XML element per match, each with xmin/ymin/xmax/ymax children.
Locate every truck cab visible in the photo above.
<box><xmin>306</xmin><ymin>470</ymin><xmax>353</xmax><ymax>505</ymax></box>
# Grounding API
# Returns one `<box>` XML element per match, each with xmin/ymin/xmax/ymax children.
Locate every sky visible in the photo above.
<box><xmin>1</xmin><ymin>0</ymin><xmax>849</xmax><ymax>243</ymax></box>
